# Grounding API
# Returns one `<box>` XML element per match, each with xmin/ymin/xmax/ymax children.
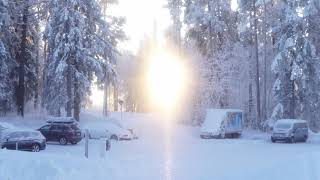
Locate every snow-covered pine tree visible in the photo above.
<box><xmin>184</xmin><ymin>0</ymin><xmax>242</xmax><ymax>124</ymax></box>
<box><xmin>44</xmin><ymin>0</ymin><xmax>123</xmax><ymax>120</ymax></box>
<box><xmin>0</xmin><ymin>0</ymin><xmax>14</xmax><ymax>114</ymax></box>
<box><xmin>166</xmin><ymin>0</ymin><xmax>182</xmax><ymax>49</ymax></box>
<box><xmin>271</xmin><ymin>0</ymin><xmax>320</xmax><ymax>130</ymax></box>
<box><xmin>7</xmin><ymin>0</ymin><xmax>43</xmax><ymax>116</ymax></box>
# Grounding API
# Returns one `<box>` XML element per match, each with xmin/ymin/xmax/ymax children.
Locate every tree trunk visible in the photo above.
<box><xmin>103</xmin><ymin>76</ymin><xmax>109</xmax><ymax>116</ymax></box>
<box><xmin>263</xmin><ymin>0</ymin><xmax>268</xmax><ymax>122</ymax></box>
<box><xmin>34</xmin><ymin>22</ymin><xmax>40</xmax><ymax>110</ymax></box>
<box><xmin>41</xmin><ymin>40</ymin><xmax>48</xmax><ymax>109</ymax></box>
<box><xmin>66</xmin><ymin>59</ymin><xmax>72</xmax><ymax>117</ymax></box>
<box><xmin>113</xmin><ymin>84</ymin><xmax>118</xmax><ymax>111</ymax></box>
<box><xmin>253</xmin><ymin>1</ymin><xmax>261</xmax><ymax>129</ymax></box>
<box><xmin>17</xmin><ymin>2</ymin><xmax>29</xmax><ymax>117</ymax></box>
<box><xmin>290</xmin><ymin>80</ymin><xmax>295</xmax><ymax>119</ymax></box>
<box><xmin>73</xmin><ymin>78</ymin><xmax>80</xmax><ymax>121</ymax></box>
<box><xmin>65</xmin><ymin>18</ymin><xmax>72</xmax><ymax>117</ymax></box>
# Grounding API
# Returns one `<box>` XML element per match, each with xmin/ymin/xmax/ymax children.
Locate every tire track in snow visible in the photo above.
<box><xmin>303</xmin><ymin>153</ymin><xmax>319</xmax><ymax>180</ymax></box>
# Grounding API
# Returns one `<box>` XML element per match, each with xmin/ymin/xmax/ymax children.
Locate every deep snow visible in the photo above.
<box><xmin>1</xmin><ymin>111</ymin><xmax>320</xmax><ymax>180</ymax></box>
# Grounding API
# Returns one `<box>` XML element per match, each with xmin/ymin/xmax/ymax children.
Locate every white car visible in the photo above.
<box><xmin>83</xmin><ymin>119</ymin><xmax>137</xmax><ymax>141</ymax></box>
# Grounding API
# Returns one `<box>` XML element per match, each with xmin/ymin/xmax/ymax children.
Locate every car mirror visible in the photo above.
<box><xmin>6</xmin><ymin>138</ymin><xmax>9</xmax><ymax>142</ymax></box>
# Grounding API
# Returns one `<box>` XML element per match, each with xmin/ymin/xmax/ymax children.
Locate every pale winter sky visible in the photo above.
<box><xmin>109</xmin><ymin>0</ymin><xmax>171</xmax><ymax>53</ymax></box>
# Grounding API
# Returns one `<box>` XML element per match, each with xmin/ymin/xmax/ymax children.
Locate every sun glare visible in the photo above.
<box><xmin>147</xmin><ymin>52</ymin><xmax>187</xmax><ymax>111</ymax></box>
<box><xmin>231</xmin><ymin>0</ymin><xmax>239</xmax><ymax>11</ymax></box>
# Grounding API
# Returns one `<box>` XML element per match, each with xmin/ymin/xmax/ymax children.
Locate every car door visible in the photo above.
<box><xmin>294</xmin><ymin>124</ymin><xmax>303</xmax><ymax>140</ymax></box>
<box><xmin>4</xmin><ymin>132</ymin><xmax>20</xmax><ymax>150</ymax></box>
<box><xmin>39</xmin><ymin>125</ymin><xmax>51</xmax><ymax>140</ymax></box>
<box><xmin>50</xmin><ymin>125</ymin><xmax>61</xmax><ymax>141</ymax></box>
<box><xmin>17</xmin><ymin>132</ymin><xmax>29</xmax><ymax>151</ymax></box>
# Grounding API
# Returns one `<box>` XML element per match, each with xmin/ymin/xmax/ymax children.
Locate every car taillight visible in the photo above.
<box><xmin>67</xmin><ymin>131</ymin><xmax>75</xmax><ymax>135</ymax></box>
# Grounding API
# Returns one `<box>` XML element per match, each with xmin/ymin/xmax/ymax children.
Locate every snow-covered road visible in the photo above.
<box><xmin>1</xmin><ymin>112</ymin><xmax>320</xmax><ymax>180</ymax></box>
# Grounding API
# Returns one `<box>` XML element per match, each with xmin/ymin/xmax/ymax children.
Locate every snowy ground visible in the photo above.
<box><xmin>1</xmin><ymin>112</ymin><xmax>320</xmax><ymax>180</ymax></box>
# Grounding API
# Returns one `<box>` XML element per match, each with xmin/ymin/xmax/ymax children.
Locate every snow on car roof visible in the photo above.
<box><xmin>1</xmin><ymin>128</ymin><xmax>44</xmax><ymax>141</ymax></box>
<box><xmin>46</xmin><ymin>117</ymin><xmax>76</xmax><ymax>123</ymax></box>
<box><xmin>201</xmin><ymin>109</ymin><xmax>243</xmax><ymax>133</ymax></box>
<box><xmin>276</xmin><ymin>119</ymin><xmax>307</xmax><ymax>124</ymax></box>
<box><xmin>2</xmin><ymin>128</ymin><xmax>41</xmax><ymax>134</ymax></box>
<box><xmin>0</xmin><ymin>122</ymin><xmax>16</xmax><ymax>130</ymax></box>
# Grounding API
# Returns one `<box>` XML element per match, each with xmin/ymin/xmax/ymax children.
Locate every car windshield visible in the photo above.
<box><xmin>275</xmin><ymin>123</ymin><xmax>292</xmax><ymax>129</ymax></box>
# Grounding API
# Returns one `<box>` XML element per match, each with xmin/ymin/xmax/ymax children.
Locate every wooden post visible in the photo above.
<box><xmin>85</xmin><ymin>129</ymin><xmax>89</xmax><ymax>158</ymax></box>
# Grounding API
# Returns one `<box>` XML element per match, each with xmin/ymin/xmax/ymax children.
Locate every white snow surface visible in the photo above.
<box><xmin>1</xmin><ymin>111</ymin><xmax>320</xmax><ymax>180</ymax></box>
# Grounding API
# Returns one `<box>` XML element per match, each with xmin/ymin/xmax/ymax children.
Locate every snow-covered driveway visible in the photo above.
<box><xmin>1</xmin><ymin>113</ymin><xmax>320</xmax><ymax>180</ymax></box>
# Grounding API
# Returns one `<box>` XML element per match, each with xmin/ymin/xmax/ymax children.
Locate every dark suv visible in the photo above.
<box><xmin>38</xmin><ymin>122</ymin><xmax>82</xmax><ymax>145</ymax></box>
<box><xmin>1</xmin><ymin>130</ymin><xmax>46</xmax><ymax>152</ymax></box>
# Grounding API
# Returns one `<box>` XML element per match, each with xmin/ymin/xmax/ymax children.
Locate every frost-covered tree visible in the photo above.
<box><xmin>44</xmin><ymin>0</ymin><xmax>123</xmax><ymax>120</ymax></box>
<box><xmin>15</xmin><ymin>0</ymin><xmax>43</xmax><ymax>112</ymax></box>
<box><xmin>0</xmin><ymin>0</ymin><xmax>14</xmax><ymax>114</ymax></box>
<box><xmin>184</xmin><ymin>0</ymin><xmax>242</xmax><ymax>124</ymax></box>
<box><xmin>166</xmin><ymin>0</ymin><xmax>182</xmax><ymax>49</ymax></box>
<box><xmin>271</xmin><ymin>0</ymin><xmax>320</xmax><ymax>130</ymax></box>
<box><xmin>0</xmin><ymin>0</ymin><xmax>43</xmax><ymax>115</ymax></box>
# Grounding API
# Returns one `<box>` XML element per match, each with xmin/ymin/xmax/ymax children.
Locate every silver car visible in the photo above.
<box><xmin>271</xmin><ymin>119</ymin><xmax>308</xmax><ymax>143</ymax></box>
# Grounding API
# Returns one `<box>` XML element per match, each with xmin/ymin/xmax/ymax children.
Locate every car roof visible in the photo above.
<box><xmin>46</xmin><ymin>117</ymin><xmax>76</xmax><ymax>124</ymax></box>
<box><xmin>2</xmin><ymin>129</ymin><xmax>43</xmax><ymax>137</ymax></box>
<box><xmin>276</xmin><ymin>119</ymin><xmax>307</xmax><ymax>124</ymax></box>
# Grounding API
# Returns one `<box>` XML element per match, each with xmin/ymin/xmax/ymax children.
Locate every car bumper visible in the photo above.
<box><xmin>200</xmin><ymin>134</ymin><xmax>220</xmax><ymax>139</ymax></box>
<box><xmin>119</xmin><ymin>137</ymin><xmax>132</xmax><ymax>140</ymax></box>
<box><xmin>40</xmin><ymin>142</ymin><xmax>46</xmax><ymax>150</ymax></box>
<box><xmin>271</xmin><ymin>136</ymin><xmax>290</xmax><ymax>141</ymax></box>
<box><xmin>69</xmin><ymin>136</ymin><xmax>82</xmax><ymax>143</ymax></box>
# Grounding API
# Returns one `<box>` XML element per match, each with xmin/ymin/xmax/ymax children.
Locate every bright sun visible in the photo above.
<box><xmin>146</xmin><ymin>51</ymin><xmax>187</xmax><ymax>111</ymax></box>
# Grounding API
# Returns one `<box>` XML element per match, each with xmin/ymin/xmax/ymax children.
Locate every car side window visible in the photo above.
<box><xmin>7</xmin><ymin>132</ymin><xmax>21</xmax><ymax>140</ymax></box>
<box><xmin>40</xmin><ymin>125</ymin><xmax>51</xmax><ymax>131</ymax></box>
<box><xmin>51</xmin><ymin>125</ymin><xmax>60</xmax><ymax>131</ymax></box>
<box><xmin>293</xmin><ymin>124</ymin><xmax>298</xmax><ymax>130</ymax></box>
<box><xmin>302</xmin><ymin>123</ymin><xmax>307</xmax><ymax>129</ymax></box>
<box><xmin>62</xmin><ymin>126</ymin><xmax>70</xmax><ymax>131</ymax></box>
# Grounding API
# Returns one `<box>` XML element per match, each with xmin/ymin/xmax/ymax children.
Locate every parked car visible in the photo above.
<box><xmin>271</xmin><ymin>119</ymin><xmax>308</xmax><ymax>143</ymax></box>
<box><xmin>38</xmin><ymin>121</ymin><xmax>82</xmax><ymax>145</ymax></box>
<box><xmin>83</xmin><ymin>119</ymin><xmax>137</xmax><ymax>141</ymax></box>
<box><xmin>1</xmin><ymin>130</ymin><xmax>46</xmax><ymax>152</ymax></box>
<box><xmin>200</xmin><ymin>109</ymin><xmax>243</xmax><ymax>139</ymax></box>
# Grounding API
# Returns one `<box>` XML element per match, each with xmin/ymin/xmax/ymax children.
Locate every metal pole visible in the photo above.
<box><xmin>121</xmin><ymin>104</ymin><xmax>123</xmax><ymax>121</ymax></box>
<box><xmin>85</xmin><ymin>129</ymin><xmax>89</xmax><ymax>158</ymax></box>
<box><xmin>0</xmin><ymin>128</ymin><xmax>2</xmax><ymax>148</ymax></box>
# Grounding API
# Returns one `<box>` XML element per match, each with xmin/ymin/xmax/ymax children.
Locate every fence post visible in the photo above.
<box><xmin>85</xmin><ymin>129</ymin><xmax>89</xmax><ymax>158</ymax></box>
<box><xmin>0</xmin><ymin>128</ymin><xmax>2</xmax><ymax>148</ymax></box>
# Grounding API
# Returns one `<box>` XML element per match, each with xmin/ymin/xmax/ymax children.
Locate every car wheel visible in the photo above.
<box><xmin>220</xmin><ymin>132</ymin><xmax>225</xmax><ymax>139</ymax></box>
<box><xmin>302</xmin><ymin>135</ymin><xmax>308</xmax><ymax>142</ymax></box>
<box><xmin>110</xmin><ymin>135</ymin><xmax>119</xmax><ymax>141</ymax></box>
<box><xmin>59</xmin><ymin>137</ymin><xmax>68</xmax><ymax>145</ymax></box>
<box><xmin>32</xmin><ymin>144</ymin><xmax>40</xmax><ymax>152</ymax></box>
<box><xmin>271</xmin><ymin>137</ymin><xmax>276</xmax><ymax>143</ymax></box>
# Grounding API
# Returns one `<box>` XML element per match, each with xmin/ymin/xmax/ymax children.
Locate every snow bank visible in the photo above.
<box><xmin>0</xmin><ymin>150</ymin><xmax>115</xmax><ymax>180</ymax></box>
